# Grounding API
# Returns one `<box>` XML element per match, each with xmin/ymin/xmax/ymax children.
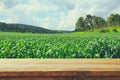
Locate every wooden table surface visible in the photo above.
<box><xmin>0</xmin><ymin>59</ymin><xmax>120</xmax><ymax>80</ymax></box>
<box><xmin>0</xmin><ymin>59</ymin><xmax>120</xmax><ymax>72</ymax></box>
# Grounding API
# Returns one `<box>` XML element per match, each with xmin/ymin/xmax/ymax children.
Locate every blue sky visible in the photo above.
<box><xmin>0</xmin><ymin>0</ymin><xmax>120</xmax><ymax>30</ymax></box>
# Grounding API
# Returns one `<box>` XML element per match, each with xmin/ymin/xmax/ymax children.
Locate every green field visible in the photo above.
<box><xmin>0</xmin><ymin>32</ymin><xmax>120</xmax><ymax>58</ymax></box>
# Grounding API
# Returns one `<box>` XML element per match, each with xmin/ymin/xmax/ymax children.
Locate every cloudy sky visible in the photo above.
<box><xmin>0</xmin><ymin>0</ymin><xmax>120</xmax><ymax>30</ymax></box>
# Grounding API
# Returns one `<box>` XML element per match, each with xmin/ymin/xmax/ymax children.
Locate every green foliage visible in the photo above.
<box><xmin>75</xmin><ymin>14</ymin><xmax>120</xmax><ymax>32</ymax></box>
<box><xmin>107</xmin><ymin>14</ymin><xmax>120</xmax><ymax>26</ymax></box>
<box><xmin>0</xmin><ymin>23</ymin><xmax>70</xmax><ymax>33</ymax></box>
<box><xmin>0</xmin><ymin>32</ymin><xmax>120</xmax><ymax>58</ymax></box>
<box><xmin>99</xmin><ymin>29</ymin><xmax>110</xmax><ymax>33</ymax></box>
<box><xmin>76</xmin><ymin>17</ymin><xmax>85</xmax><ymax>31</ymax></box>
<box><xmin>75</xmin><ymin>14</ymin><xmax>107</xmax><ymax>31</ymax></box>
<box><xmin>112</xmin><ymin>29</ymin><xmax>118</xmax><ymax>32</ymax></box>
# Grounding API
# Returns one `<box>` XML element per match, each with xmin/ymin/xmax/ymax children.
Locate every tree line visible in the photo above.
<box><xmin>0</xmin><ymin>22</ymin><xmax>54</xmax><ymax>33</ymax></box>
<box><xmin>75</xmin><ymin>14</ymin><xmax>120</xmax><ymax>31</ymax></box>
<box><xmin>0</xmin><ymin>22</ymin><xmax>70</xmax><ymax>33</ymax></box>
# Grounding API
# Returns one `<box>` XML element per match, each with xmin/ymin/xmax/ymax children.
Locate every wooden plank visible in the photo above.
<box><xmin>0</xmin><ymin>59</ymin><xmax>120</xmax><ymax>72</ymax></box>
<box><xmin>0</xmin><ymin>77</ymin><xmax>74</xmax><ymax>80</ymax></box>
<box><xmin>82</xmin><ymin>77</ymin><xmax>120</xmax><ymax>80</ymax></box>
<box><xmin>0</xmin><ymin>59</ymin><xmax>120</xmax><ymax>80</ymax></box>
<box><xmin>0</xmin><ymin>71</ymin><xmax>120</xmax><ymax>77</ymax></box>
<box><xmin>0</xmin><ymin>77</ymin><xmax>120</xmax><ymax>80</ymax></box>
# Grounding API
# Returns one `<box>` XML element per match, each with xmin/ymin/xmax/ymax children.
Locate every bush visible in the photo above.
<box><xmin>112</xmin><ymin>29</ymin><xmax>118</xmax><ymax>32</ymax></box>
<box><xmin>99</xmin><ymin>29</ymin><xmax>110</xmax><ymax>33</ymax></box>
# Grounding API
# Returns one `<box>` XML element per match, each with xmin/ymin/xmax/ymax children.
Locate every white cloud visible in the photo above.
<box><xmin>111</xmin><ymin>6</ymin><xmax>120</xmax><ymax>14</ymax></box>
<box><xmin>14</xmin><ymin>0</ymin><xmax>58</xmax><ymax>12</ymax></box>
<box><xmin>57</xmin><ymin>0</ymin><xmax>120</xmax><ymax>30</ymax></box>
<box><xmin>0</xmin><ymin>0</ymin><xmax>120</xmax><ymax>30</ymax></box>
<box><xmin>32</xmin><ymin>16</ymin><xmax>58</xmax><ymax>30</ymax></box>
<box><xmin>32</xmin><ymin>17</ymin><xmax>51</xmax><ymax>29</ymax></box>
<box><xmin>58</xmin><ymin>11</ymin><xmax>80</xmax><ymax>30</ymax></box>
<box><xmin>0</xmin><ymin>0</ymin><xmax>23</xmax><ymax>8</ymax></box>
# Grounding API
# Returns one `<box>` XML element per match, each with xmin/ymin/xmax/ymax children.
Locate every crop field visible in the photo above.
<box><xmin>0</xmin><ymin>32</ymin><xmax>120</xmax><ymax>58</ymax></box>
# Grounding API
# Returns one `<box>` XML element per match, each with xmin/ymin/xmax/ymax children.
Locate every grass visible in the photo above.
<box><xmin>92</xmin><ymin>26</ymin><xmax>120</xmax><ymax>32</ymax></box>
<box><xmin>74</xmin><ymin>26</ymin><xmax>120</xmax><ymax>33</ymax></box>
<box><xmin>0</xmin><ymin>31</ymin><xmax>120</xmax><ymax>58</ymax></box>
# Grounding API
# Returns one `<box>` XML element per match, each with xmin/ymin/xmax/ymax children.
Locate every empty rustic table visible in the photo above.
<box><xmin>0</xmin><ymin>59</ymin><xmax>120</xmax><ymax>80</ymax></box>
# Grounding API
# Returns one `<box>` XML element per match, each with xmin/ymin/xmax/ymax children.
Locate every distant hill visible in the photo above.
<box><xmin>0</xmin><ymin>22</ymin><xmax>70</xmax><ymax>33</ymax></box>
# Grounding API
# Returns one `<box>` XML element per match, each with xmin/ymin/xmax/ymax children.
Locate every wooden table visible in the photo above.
<box><xmin>0</xmin><ymin>59</ymin><xmax>120</xmax><ymax>80</ymax></box>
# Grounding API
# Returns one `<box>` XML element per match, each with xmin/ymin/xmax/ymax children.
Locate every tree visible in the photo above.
<box><xmin>114</xmin><ymin>14</ymin><xmax>120</xmax><ymax>26</ymax></box>
<box><xmin>86</xmin><ymin>15</ymin><xmax>93</xmax><ymax>30</ymax></box>
<box><xmin>84</xmin><ymin>18</ymin><xmax>90</xmax><ymax>30</ymax></box>
<box><xmin>0</xmin><ymin>22</ymin><xmax>7</xmax><ymax>31</ymax></box>
<box><xmin>97</xmin><ymin>17</ymin><xmax>107</xmax><ymax>28</ymax></box>
<box><xmin>75</xmin><ymin>17</ymin><xmax>85</xmax><ymax>31</ymax></box>
<box><xmin>92</xmin><ymin>16</ymin><xmax>99</xmax><ymax>29</ymax></box>
<box><xmin>75</xmin><ymin>14</ymin><xmax>107</xmax><ymax>31</ymax></box>
<box><xmin>107</xmin><ymin>14</ymin><xmax>120</xmax><ymax>27</ymax></box>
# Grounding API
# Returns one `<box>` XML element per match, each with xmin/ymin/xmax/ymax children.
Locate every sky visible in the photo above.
<box><xmin>0</xmin><ymin>0</ymin><xmax>120</xmax><ymax>31</ymax></box>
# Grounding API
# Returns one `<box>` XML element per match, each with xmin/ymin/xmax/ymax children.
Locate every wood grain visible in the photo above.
<box><xmin>0</xmin><ymin>59</ymin><xmax>120</xmax><ymax>80</ymax></box>
<box><xmin>0</xmin><ymin>59</ymin><xmax>120</xmax><ymax>71</ymax></box>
